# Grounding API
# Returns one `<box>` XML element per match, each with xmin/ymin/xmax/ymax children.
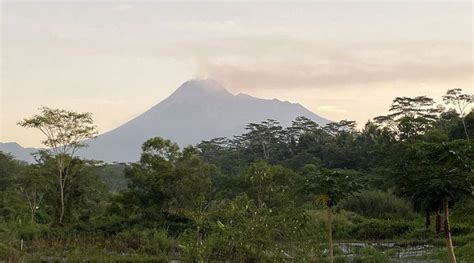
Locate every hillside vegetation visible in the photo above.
<box><xmin>1</xmin><ymin>89</ymin><xmax>473</xmax><ymax>262</ymax></box>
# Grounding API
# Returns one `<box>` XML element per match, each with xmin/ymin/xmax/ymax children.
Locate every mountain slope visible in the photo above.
<box><xmin>0</xmin><ymin>142</ymin><xmax>37</xmax><ymax>163</ymax></box>
<box><xmin>78</xmin><ymin>79</ymin><xmax>330</xmax><ymax>162</ymax></box>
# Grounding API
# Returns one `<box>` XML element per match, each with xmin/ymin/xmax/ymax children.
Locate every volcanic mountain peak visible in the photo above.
<box><xmin>170</xmin><ymin>79</ymin><xmax>232</xmax><ymax>99</ymax></box>
<box><xmin>2</xmin><ymin>79</ymin><xmax>331</xmax><ymax>163</ymax></box>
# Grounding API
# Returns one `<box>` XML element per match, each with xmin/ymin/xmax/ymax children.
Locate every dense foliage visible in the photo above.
<box><xmin>1</xmin><ymin>89</ymin><xmax>473</xmax><ymax>262</ymax></box>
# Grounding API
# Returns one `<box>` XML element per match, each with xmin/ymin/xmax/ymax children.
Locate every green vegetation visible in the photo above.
<box><xmin>0</xmin><ymin>89</ymin><xmax>473</xmax><ymax>262</ymax></box>
<box><xmin>340</xmin><ymin>190</ymin><xmax>415</xmax><ymax>220</ymax></box>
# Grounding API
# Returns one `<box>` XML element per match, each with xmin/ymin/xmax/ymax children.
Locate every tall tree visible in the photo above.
<box><xmin>172</xmin><ymin>146</ymin><xmax>213</xmax><ymax>251</ymax></box>
<box><xmin>16</xmin><ymin>165</ymin><xmax>48</xmax><ymax>222</ymax></box>
<box><xmin>375</xmin><ymin>96</ymin><xmax>441</xmax><ymax>140</ymax></box>
<box><xmin>240</xmin><ymin>119</ymin><xmax>284</xmax><ymax>161</ymax></box>
<box><xmin>323</xmin><ymin>120</ymin><xmax>357</xmax><ymax>136</ymax></box>
<box><xmin>286</xmin><ymin>116</ymin><xmax>320</xmax><ymax>150</ymax></box>
<box><xmin>18</xmin><ymin>106</ymin><xmax>97</xmax><ymax>224</ymax></box>
<box><xmin>443</xmin><ymin>88</ymin><xmax>474</xmax><ymax>141</ymax></box>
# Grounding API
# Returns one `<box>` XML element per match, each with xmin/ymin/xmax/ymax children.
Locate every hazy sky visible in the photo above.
<box><xmin>1</xmin><ymin>1</ymin><xmax>473</xmax><ymax>147</ymax></box>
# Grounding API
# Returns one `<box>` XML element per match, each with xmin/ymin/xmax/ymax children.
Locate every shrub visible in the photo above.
<box><xmin>17</xmin><ymin>223</ymin><xmax>48</xmax><ymax>240</ymax></box>
<box><xmin>349</xmin><ymin>219</ymin><xmax>414</xmax><ymax>240</ymax></box>
<box><xmin>340</xmin><ymin>190</ymin><xmax>415</xmax><ymax>219</ymax></box>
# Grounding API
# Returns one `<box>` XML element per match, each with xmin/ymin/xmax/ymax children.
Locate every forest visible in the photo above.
<box><xmin>0</xmin><ymin>88</ymin><xmax>473</xmax><ymax>262</ymax></box>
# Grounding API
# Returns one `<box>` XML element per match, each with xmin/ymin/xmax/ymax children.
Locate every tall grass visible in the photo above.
<box><xmin>340</xmin><ymin>190</ymin><xmax>415</xmax><ymax>219</ymax></box>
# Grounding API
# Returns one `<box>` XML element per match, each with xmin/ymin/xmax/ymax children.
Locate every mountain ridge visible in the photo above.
<box><xmin>0</xmin><ymin>142</ymin><xmax>38</xmax><ymax>163</ymax></box>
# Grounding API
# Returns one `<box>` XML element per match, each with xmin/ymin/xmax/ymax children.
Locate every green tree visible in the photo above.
<box><xmin>0</xmin><ymin>152</ymin><xmax>29</xmax><ymax>222</ymax></box>
<box><xmin>197</xmin><ymin>137</ymin><xmax>242</xmax><ymax>175</ymax></box>
<box><xmin>443</xmin><ymin>88</ymin><xmax>473</xmax><ymax>141</ymax></box>
<box><xmin>323</xmin><ymin>120</ymin><xmax>357</xmax><ymax>136</ymax></box>
<box><xmin>375</xmin><ymin>96</ymin><xmax>441</xmax><ymax>140</ymax></box>
<box><xmin>0</xmin><ymin>152</ymin><xmax>22</xmax><ymax>192</ymax></box>
<box><xmin>18</xmin><ymin>106</ymin><xmax>98</xmax><ymax>224</ymax></box>
<box><xmin>122</xmin><ymin>137</ymin><xmax>179</xmax><ymax>223</ymax></box>
<box><xmin>27</xmin><ymin>152</ymin><xmax>106</xmax><ymax>225</ymax></box>
<box><xmin>171</xmin><ymin>146</ymin><xmax>213</xmax><ymax>251</ymax></box>
<box><xmin>303</xmin><ymin>166</ymin><xmax>363</xmax><ymax>263</ymax></box>
<box><xmin>286</xmin><ymin>116</ymin><xmax>320</xmax><ymax>154</ymax></box>
<box><xmin>242</xmin><ymin>161</ymin><xmax>297</xmax><ymax>210</ymax></box>
<box><xmin>240</xmin><ymin>119</ymin><xmax>284</xmax><ymax>161</ymax></box>
<box><xmin>123</xmin><ymin>138</ymin><xmax>214</xmax><ymax>236</ymax></box>
<box><xmin>394</xmin><ymin>141</ymin><xmax>473</xmax><ymax>263</ymax></box>
<box><xmin>16</xmin><ymin>165</ymin><xmax>48</xmax><ymax>222</ymax></box>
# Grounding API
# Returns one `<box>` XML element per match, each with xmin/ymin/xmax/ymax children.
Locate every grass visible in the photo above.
<box><xmin>2</xmin><ymin>204</ymin><xmax>474</xmax><ymax>262</ymax></box>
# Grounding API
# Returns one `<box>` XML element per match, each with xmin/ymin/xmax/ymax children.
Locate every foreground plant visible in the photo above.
<box><xmin>395</xmin><ymin>141</ymin><xmax>473</xmax><ymax>263</ymax></box>
<box><xmin>304</xmin><ymin>166</ymin><xmax>362</xmax><ymax>263</ymax></box>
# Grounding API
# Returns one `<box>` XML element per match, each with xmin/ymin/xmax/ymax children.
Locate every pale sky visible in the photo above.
<box><xmin>1</xmin><ymin>1</ymin><xmax>473</xmax><ymax>147</ymax></box>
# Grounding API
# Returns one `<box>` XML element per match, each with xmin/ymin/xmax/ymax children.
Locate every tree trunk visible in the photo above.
<box><xmin>462</xmin><ymin>118</ymin><xmax>470</xmax><ymax>141</ymax></box>
<box><xmin>327</xmin><ymin>207</ymin><xmax>334</xmax><ymax>263</ymax></box>
<box><xmin>31</xmin><ymin>207</ymin><xmax>35</xmax><ymax>223</ymax></box>
<box><xmin>435</xmin><ymin>210</ymin><xmax>442</xmax><ymax>235</ymax></box>
<box><xmin>425</xmin><ymin>209</ymin><xmax>431</xmax><ymax>229</ymax></box>
<box><xmin>262</xmin><ymin>142</ymin><xmax>269</xmax><ymax>160</ymax></box>
<box><xmin>443</xmin><ymin>198</ymin><xmax>456</xmax><ymax>263</ymax></box>
<box><xmin>24</xmin><ymin>189</ymin><xmax>37</xmax><ymax>223</ymax></box>
<box><xmin>56</xmin><ymin>160</ymin><xmax>66</xmax><ymax>225</ymax></box>
<box><xmin>59</xmin><ymin>170</ymin><xmax>65</xmax><ymax>224</ymax></box>
<box><xmin>196</xmin><ymin>224</ymin><xmax>204</xmax><ymax>263</ymax></box>
<box><xmin>31</xmin><ymin>189</ymin><xmax>37</xmax><ymax>223</ymax></box>
<box><xmin>196</xmin><ymin>225</ymin><xmax>201</xmax><ymax>245</ymax></box>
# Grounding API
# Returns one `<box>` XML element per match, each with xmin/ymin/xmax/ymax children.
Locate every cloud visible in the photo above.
<box><xmin>204</xmin><ymin>58</ymin><xmax>472</xmax><ymax>91</ymax></box>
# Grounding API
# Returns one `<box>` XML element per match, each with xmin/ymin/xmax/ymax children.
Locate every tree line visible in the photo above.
<box><xmin>0</xmin><ymin>88</ymin><xmax>472</xmax><ymax>262</ymax></box>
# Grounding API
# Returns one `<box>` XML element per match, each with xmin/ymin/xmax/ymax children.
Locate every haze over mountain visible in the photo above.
<box><xmin>1</xmin><ymin>79</ymin><xmax>330</xmax><ymax>163</ymax></box>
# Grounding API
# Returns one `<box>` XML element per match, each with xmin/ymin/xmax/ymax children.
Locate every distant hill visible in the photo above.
<box><xmin>78</xmin><ymin>79</ymin><xmax>330</xmax><ymax>162</ymax></box>
<box><xmin>0</xmin><ymin>142</ymin><xmax>37</xmax><ymax>163</ymax></box>
<box><xmin>2</xmin><ymin>79</ymin><xmax>330</xmax><ymax>163</ymax></box>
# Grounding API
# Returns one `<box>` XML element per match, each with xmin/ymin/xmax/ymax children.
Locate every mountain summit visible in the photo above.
<box><xmin>172</xmin><ymin>79</ymin><xmax>231</xmax><ymax>96</ymax></box>
<box><xmin>2</xmin><ymin>80</ymin><xmax>330</xmax><ymax>163</ymax></box>
<box><xmin>77</xmin><ymin>79</ymin><xmax>330</xmax><ymax>162</ymax></box>
<box><xmin>161</xmin><ymin>79</ymin><xmax>233</xmax><ymax>105</ymax></box>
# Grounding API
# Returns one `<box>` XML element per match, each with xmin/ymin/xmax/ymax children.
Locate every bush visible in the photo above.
<box><xmin>17</xmin><ymin>223</ymin><xmax>49</xmax><ymax>240</ymax></box>
<box><xmin>340</xmin><ymin>190</ymin><xmax>415</xmax><ymax>219</ymax></box>
<box><xmin>349</xmin><ymin>219</ymin><xmax>414</xmax><ymax>240</ymax></box>
<box><xmin>332</xmin><ymin>211</ymin><xmax>364</xmax><ymax>239</ymax></box>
